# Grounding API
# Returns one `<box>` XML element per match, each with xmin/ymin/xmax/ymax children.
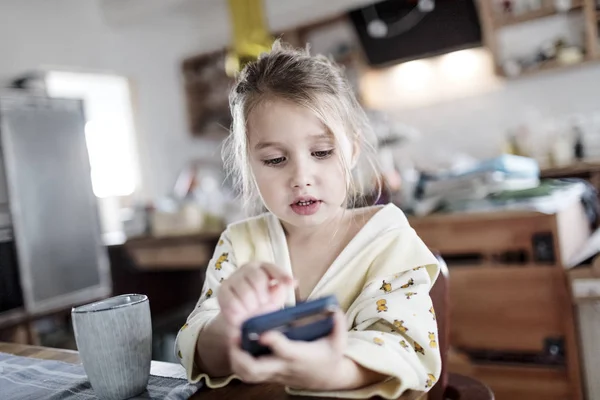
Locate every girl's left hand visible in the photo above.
<box><xmin>228</xmin><ymin>309</ymin><xmax>352</xmax><ymax>390</ymax></box>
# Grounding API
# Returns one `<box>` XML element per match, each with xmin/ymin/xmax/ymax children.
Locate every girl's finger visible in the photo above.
<box><xmin>229</xmin><ymin>338</ymin><xmax>287</xmax><ymax>382</ymax></box>
<box><xmin>260</xmin><ymin>263</ymin><xmax>294</xmax><ymax>285</ymax></box>
<box><xmin>230</xmin><ymin>278</ymin><xmax>260</xmax><ymax>313</ymax></box>
<box><xmin>244</xmin><ymin>268</ymin><xmax>270</xmax><ymax>305</ymax></box>
<box><xmin>259</xmin><ymin>330</ymin><xmax>303</xmax><ymax>360</ymax></box>
<box><xmin>217</xmin><ymin>285</ymin><xmax>246</xmax><ymax>325</ymax></box>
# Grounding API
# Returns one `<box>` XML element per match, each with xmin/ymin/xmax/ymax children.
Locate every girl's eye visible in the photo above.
<box><xmin>312</xmin><ymin>149</ymin><xmax>334</xmax><ymax>159</ymax></box>
<box><xmin>263</xmin><ymin>156</ymin><xmax>286</xmax><ymax>166</ymax></box>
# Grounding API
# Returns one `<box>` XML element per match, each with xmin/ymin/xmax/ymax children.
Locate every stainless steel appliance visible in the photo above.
<box><xmin>0</xmin><ymin>92</ymin><xmax>110</xmax><ymax>317</ymax></box>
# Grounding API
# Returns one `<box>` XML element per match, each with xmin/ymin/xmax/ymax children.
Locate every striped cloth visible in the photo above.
<box><xmin>0</xmin><ymin>352</ymin><xmax>202</xmax><ymax>400</ymax></box>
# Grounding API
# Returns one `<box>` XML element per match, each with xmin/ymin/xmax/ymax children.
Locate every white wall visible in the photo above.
<box><xmin>0</xmin><ymin>0</ymin><xmax>217</xmax><ymax>199</ymax></box>
<box><xmin>0</xmin><ymin>0</ymin><xmax>372</xmax><ymax>199</ymax></box>
<box><xmin>363</xmin><ymin>52</ymin><xmax>600</xmax><ymax>170</ymax></box>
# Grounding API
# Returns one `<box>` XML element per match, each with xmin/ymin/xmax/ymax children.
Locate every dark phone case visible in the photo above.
<box><xmin>241</xmin><ymin>295</ymin><xmax>339</xmax><ymax>356</ymax></box>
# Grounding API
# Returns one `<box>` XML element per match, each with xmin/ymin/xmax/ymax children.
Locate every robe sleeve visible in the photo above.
<box><xmin>174</xmin><ymin>228</ymin><xmax>240</xmax><ymax>387</ymax></box>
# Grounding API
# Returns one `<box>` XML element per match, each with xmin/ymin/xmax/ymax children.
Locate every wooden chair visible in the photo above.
<box><xmin>429</xmin><ymin>254</ymin><xmax>495</xmax><ymax>400</ymax></box>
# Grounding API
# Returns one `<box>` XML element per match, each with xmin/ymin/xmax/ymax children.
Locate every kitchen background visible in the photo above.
<box><xmin>2</xmin><ymin>0</ymin><xmax>599</xmax><ymax>202</ymax></box>
<box><xmin>2</xmin><ymin>1</ymin><xmax>600</xmax><ymax>399</ymax></box>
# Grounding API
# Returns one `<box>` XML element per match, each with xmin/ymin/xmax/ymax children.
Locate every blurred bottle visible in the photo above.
<box><xmin>549</xmin><ymin>132</ymin><xmax>574</xmax><ymax>167</ymax></box>
<box><xmin>573</xmin><ymin>125</ymin><xmax>585</xmax><ymax>161</ymax></box>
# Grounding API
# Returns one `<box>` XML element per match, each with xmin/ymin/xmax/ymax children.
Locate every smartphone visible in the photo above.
<box><xmin>240</xmin><ymin>295</ymin><xmax>339</xmax><ymax>357</ymax></box>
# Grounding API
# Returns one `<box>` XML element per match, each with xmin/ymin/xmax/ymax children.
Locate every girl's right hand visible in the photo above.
<box><xmin>217</xmin><ymin>262</ymin><xmax>295</xmax><ymax>330</ymax></box>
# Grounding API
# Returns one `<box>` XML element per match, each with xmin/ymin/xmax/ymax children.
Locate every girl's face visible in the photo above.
<box><xmin>247</xmin><ymin>99</ymin><xmax>354</xmax><ymax>230</ymax></box>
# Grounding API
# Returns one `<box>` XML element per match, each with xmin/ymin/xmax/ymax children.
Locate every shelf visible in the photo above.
<box><xmin>493</xmin><ymin>1</ymin><xmax>584</xmax><ymax>28</ymax></box>
<box><xmin>501</xmin><ymin>56</ymin><xmax>598</xmax><ymax>78</ymax></box>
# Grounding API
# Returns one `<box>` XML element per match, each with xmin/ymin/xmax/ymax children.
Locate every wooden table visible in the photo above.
<box><xmin>0</xmin><ymin>342</ymin><xmax>424</xmax><ymax>400</ymax></box>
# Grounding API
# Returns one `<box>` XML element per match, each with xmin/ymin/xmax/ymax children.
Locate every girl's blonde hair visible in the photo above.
<box><xmin>223</xmin><ymin>40</ymin><xmax>381</xmax><ymax>215</ymax></box>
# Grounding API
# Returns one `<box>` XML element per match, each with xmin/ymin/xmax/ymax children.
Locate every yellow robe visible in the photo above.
<box><xmin>175</xmin><ymin>203</ymin><xmax>441</xmax><ymax>398</ymax></box>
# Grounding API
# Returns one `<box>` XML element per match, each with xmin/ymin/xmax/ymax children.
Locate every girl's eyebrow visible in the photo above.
<box><xmin>312</xmin><ymin>133</ymin><xmax>333</xmax><ymax>141</ymax></box>
<box><xmin>255</xmin><ymin>132</ymin><xmax>332</xmax><ymax>150</ymax></box>
<box><xmin>254</xmin><ymin>141</ymin><xmax>280</xmax><ymax>151</ymax></box>
<box><xmin>309</xmin><ymin>132</ymin><xmax>336</xmax><ymax>146</ymax></box>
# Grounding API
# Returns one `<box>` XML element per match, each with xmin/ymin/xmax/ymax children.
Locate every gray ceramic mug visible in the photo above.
<box><xmin>72</xmin><ymin>294</ymin><xmax>152</xmax><ymax>400</ymax></box>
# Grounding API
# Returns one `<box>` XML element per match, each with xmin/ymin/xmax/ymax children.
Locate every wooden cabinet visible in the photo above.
<box><xmin>449</xmin><ymin>266</ymin><xmax>566</xmax><ymax>353</ymax></box>
<box><xmin>181</xmin><ymin>50</ymin><xmax>233</xmax><ymax>137</ymax></box>
<box><xmin>410</xmin><ymin>200</ymin><xmax>590</xmax><ymax>265</ymax></box>
<box><xmin>410</xmin><ymin>199</ymin><xmax>590</xmax><ymax>400</ymax></box>
<box><xmin>467</xmin><ymin>364</ymin><xmax>571</xmax><ymax>400</ymax></box>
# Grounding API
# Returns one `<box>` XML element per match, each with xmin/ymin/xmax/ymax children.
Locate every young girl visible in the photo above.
<box><xmin>175</xmin><ymin>41</ymin><xmax>441</xmax><ymax>399</ymax></box>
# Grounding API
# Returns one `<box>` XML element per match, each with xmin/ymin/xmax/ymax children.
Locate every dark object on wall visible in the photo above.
<box><xmin>0</xmin><ymin>231</ymin><xmax>24</xmax><ymax>313</ymax></box>
<box><xmin>182</xmin><ymin>50</ymin><xmax>234</xmax><ymax>137</ymax></box>
<box><xmin>532</xmin><ymin>232</ymin><xmax>556</xmax><ymax>263</ymax></box>
<box><xmin>348</xmin><ymin>0</ymin><xmax>482</xmax><ymax>67</ymax></box>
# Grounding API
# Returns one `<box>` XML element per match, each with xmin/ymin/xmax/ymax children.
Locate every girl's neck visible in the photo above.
<box><xmin>281</xmin><ymin>207</ymin><xmax>351</xmax><ymax>243</ymax></box>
